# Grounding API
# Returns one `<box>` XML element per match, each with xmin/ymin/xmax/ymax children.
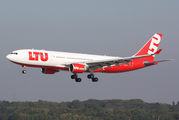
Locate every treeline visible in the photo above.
<box><xmin>0</xmin><ymin>99</ymin><xmax>179</xmax><ymax>120</ymax></box>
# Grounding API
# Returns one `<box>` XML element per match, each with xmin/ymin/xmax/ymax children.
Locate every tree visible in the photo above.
<box><xmin>61</xmin><ymin>114</ymin><xmax>67</xmax><ymax>120</ymax></box>
<box><xmin>8</xmin><ymin>112</ymin><xmax>20</xmax><ymax>120</ymax></box>
<box><xmin>0</xmin><ymin>104</ymin><xmax>7</xmax><ymax>113</ymax></box>
<box><xmin>172</xmin><ymin>101</ymin><xmax>175</xmax><ymax>106</ymax></box>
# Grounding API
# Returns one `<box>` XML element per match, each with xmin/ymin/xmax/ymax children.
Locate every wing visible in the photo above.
<box><xmin>83</xmin><ymin>49</ymin><xmax>162</xmax><ymax>71</ymax></box>
<box><xmin>63</xmin><ymin>49</ymin><xmax>163</xmax><ymax>72</ymax></box>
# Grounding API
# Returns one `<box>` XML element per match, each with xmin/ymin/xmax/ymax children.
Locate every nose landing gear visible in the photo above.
<box><xmin>22</xmin><ymin>65</ymin><xmax>27</xmax><ymax>74</ymax></box>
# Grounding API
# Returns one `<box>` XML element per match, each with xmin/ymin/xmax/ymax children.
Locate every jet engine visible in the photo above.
<box><xmin>70</xmin><ymin>63</ymin><xmax>87</xmax><ymax>73</ymax></box>
<box><xmin>41</xmin><ymin>68</ymin><xmax>59</xmax><ymax>74</ymax></box>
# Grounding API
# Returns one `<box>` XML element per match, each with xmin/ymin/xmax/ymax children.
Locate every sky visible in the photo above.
<box><xmin>0</xmin><ymin>0</ymin><xmax>178</xmax><ymax>104</ymax></box>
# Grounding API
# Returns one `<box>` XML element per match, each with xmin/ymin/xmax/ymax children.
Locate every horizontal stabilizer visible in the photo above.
<box><xmin>143</xmin><ymin>59</ymin><xmax>174</xmax><ymax>66</ymax></box>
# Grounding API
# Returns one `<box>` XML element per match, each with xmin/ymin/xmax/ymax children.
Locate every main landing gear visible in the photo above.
<box><xmin>22</xmin><ymin>65</ymin><xmax>27</xmax><ymax>74</ymax></box>
<box><xmin>71</xmin><ymin>73</ymin><xmax>82</xmax><ymax>82</ymax></box>
<box><xmin>87</xmin><ymin>74</ymin><xmax>98</xmax><ymax>82</ymax></box>
<box><xmin>71</xmin><ymin>73</ymin><xmax>98</xmax><ymax>82</ymax></box>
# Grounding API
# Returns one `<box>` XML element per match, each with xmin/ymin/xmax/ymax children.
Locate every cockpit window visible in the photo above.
<box><xmin>11</xmin><ymin>52</ymin><xmax>18</xmax><ymax>55</ymax></box>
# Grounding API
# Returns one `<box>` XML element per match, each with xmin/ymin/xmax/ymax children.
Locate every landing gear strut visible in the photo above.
<box><xmin>87</xmin><ymin>73</ymin><xmax>98</xmax><ymax>82</ymax></box>
<box><xmin>22</xmin><ymin>65</ymin><xmax>27</xmax><ymax>74</ymax></box>
<box><xmin>71</xmin><ymin>73</ymin><xmax>82</xmax><ymax>82</ymax></box>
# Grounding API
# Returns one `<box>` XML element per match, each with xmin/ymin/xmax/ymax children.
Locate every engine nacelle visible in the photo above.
<box><xmin>70</xmin><ymin>63</ymin><xmax>87</xmax><ymax>73</ymax></box>
<box><xmin>41</xmin><ymin>68</ymin><xmax>59</xmax><ymax>74</ymax></box>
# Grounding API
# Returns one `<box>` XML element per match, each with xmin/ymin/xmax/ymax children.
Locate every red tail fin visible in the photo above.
<box><xmin>134</xmin><ymin>33</ymin><xmax>162</xmax><ymax>57</ymax></box>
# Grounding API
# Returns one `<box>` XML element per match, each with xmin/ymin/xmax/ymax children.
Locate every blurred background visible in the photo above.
<box><xmin>0</xmin><ymin>1</ymin><xmax>178</xmax><ymax>104</ymax></box>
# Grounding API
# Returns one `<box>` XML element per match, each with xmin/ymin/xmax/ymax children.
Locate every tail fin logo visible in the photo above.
<box><xmin>148</xmin><ymin>34</ymin><xmax>161</xmax><ymax>54</ymax></box>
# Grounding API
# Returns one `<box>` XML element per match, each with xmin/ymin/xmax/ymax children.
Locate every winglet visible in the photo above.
<box><xmin>154</xmin><ymin>49</ymin><xmax>162</xmax><ymax>54</ymax></box>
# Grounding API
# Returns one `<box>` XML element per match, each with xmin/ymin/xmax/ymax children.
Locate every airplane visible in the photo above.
<box><xmin>6</xmin><ymin>33</ymin><xmax>172</xmax><ymax>82</ymax></box>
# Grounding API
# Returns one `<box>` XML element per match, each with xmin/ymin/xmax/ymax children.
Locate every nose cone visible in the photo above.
<box><xmin>6</xmin><ymin>54</ymin><xmax>11</xmax><ymax>60</ymax></box>
<box><xmin>6</xmin><ymin>53</ymin><xmax>23</xmax><ymax>64</ymax></box>
<box><xmin>6</xmin><ymin>54</ymin><xmax>14</xmax><ymax>61</ymax></box>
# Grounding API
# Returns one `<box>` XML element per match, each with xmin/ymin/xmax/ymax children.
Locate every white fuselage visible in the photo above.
<box><xmin>6</xmin><ymin>49</ymin><xmax>121</xmax><ymax>71</ymax></box>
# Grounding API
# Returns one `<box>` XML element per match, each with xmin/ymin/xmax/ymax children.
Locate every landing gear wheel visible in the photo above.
<box><xmin>71</xmin><ymin>74</ymin><xmax>77</xmax><ymax>79</ymax></box>
<box><xmin>87</xmin><ymin>74</ymin><xmax>94</xmax><ymax>79</ymax></box>
<box><xmin>75</xmin><ymin>78</ymin><xmax>82</xmax><ymax>82</ymax></box>
<box><xmin>92</xmin><ymin>77</ymin><xmax>98</xmax><ymax>82</ymax></box>
<box><xmin>22</xmin><ymin>70</ymin><xmax>27</xmax><ymax>74</ymax></box>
